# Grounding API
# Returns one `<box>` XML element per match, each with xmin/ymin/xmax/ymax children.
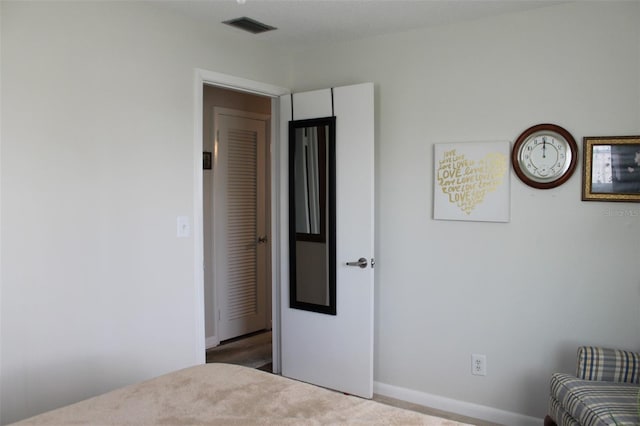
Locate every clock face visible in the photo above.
<box><xmin>517</xmin><ymin>132</ymin><xmax>571</xmax><ymax>181</ymax></box>
<box><xmin>512</xmin><ymin>124</ymin><xmax>578</xmax><ymax>189</ymax></box>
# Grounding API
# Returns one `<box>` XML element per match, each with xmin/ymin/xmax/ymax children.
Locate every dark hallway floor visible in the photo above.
<box><xmin>205</xmin><ymin>330</ymin><xmax>272</xmax><ymax>371</ymax></box>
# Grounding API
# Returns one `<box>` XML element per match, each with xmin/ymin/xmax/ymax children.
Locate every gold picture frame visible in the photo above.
<box><xmin>583</xmin><ymin>136</ymin><xmax>640</xmax><ymax>202</ymax></box>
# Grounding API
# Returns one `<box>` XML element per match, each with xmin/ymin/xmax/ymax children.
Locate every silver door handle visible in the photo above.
<box><xmin>346</xmin><ymin>257</ymin><xmax>368</xmax><ymax>269</ymax></box>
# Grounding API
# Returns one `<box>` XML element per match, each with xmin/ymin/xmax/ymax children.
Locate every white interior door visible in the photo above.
<box><xmin>279</xmin><ymin>83</ymin><xmax>375</xmax><ymax>398</ymax></box>
<box><xmin>214</xmin><ymin>109</ymin><xmax>270</xmax><ymax>342</ymax></box>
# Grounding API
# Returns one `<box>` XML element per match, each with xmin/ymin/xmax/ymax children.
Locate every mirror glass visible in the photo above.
<box><xmin>289</xmin><ymin>117</ymin><xmax>336</xmax><ymax>315</ymax></box>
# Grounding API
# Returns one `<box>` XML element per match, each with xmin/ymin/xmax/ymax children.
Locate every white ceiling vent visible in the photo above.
<box><xmin>223</xmin><ymin>17</ymin><xmax>277</xmax><ymax>34</ymax></box>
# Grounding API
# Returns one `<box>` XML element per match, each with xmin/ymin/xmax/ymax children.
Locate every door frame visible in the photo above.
<box><xmin>193</xmin><ymin>69</ymin><xmax>289</xmax><ymax>373</ymax></box>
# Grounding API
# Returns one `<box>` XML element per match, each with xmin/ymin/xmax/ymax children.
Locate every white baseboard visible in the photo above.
<box><xmin>205</xmin><ymin>336</ymin><xmax>219</xmax><ymax>349</ymax></box>
<box><xmin>374</xmin><ymin>381</ymin><xmax>541</xmax><ymax>426</ymax></box>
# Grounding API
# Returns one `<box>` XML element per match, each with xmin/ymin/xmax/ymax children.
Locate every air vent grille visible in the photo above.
<box><xmin>223</xmin><ymin>17</ymin><xmax>277</xmax><ymax>34</ymax></box>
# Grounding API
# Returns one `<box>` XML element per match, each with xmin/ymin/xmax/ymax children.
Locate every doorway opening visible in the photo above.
<box><xmin>202</xmin><ymin>84</ymin><xmax>273</xmax><ymax>370</ymax></box>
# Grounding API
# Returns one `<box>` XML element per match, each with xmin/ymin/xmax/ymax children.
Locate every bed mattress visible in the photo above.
<box><xmin>13</xmin><ymin>363</ymin><xmax>469</xmax><ymax>425</ymax></box>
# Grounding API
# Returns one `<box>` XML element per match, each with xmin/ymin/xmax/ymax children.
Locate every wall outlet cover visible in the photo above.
<box><xmin>471</xmin><ymin>353</ymin><xmax>487</xmax><ymax>376</ymax></box>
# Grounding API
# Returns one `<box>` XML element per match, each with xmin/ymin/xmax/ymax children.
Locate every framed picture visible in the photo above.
<box><xmin>583</xmin><ymin>136</ymin><xmax>640</xmax><ymax>202</ymax></box>
<box><xmin>203</xmin><ymin>151</ymin><xmax>212</xmax><ymax>170</ymax></box>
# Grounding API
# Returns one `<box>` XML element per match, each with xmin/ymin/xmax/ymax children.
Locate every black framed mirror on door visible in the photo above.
<box><xmin>288</xmin><ymin>116</ymin><xmax>336</xmax><ymax>315</ymax></box>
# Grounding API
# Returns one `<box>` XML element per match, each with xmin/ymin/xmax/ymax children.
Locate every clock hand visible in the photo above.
<box><xmin>542</xmin><ymin>137</ymin><xmax>546</xmax><ymax>159</ymax></box>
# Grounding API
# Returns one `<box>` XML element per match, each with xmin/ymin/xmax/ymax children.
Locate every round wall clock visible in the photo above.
<box><xmin>512</xmin><ymin>123</ymin><xmax>578</xmax><ymax>189</ymax></box>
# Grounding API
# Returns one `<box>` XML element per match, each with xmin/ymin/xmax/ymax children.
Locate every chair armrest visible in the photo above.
<box><xmin>577</xmin><ymin>346</ymin><xmax>640</xmax><ymax>383</ymax></box>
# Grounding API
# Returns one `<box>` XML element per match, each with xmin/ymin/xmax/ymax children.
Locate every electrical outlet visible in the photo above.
<box><xmin>471</xmin><ymin>354</ymin><xmax>487</xmax><ymax>376</ymax></box>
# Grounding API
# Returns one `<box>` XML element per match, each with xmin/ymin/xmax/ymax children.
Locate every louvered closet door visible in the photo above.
<box><xmin>215</xmin><ymin>112</ymin><xmax>268</xmax><ymax>341</ymax></box>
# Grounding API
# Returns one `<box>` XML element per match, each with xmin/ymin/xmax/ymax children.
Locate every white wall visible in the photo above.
<box><xmin>290</xmin><ymin>1</ymin><xmax>640</xmax><ymax>422</ymax></box>
<box><xmin>0</xmin><ymin>2</ymin><xmax>289</xmax><ymax>424</ymax></box>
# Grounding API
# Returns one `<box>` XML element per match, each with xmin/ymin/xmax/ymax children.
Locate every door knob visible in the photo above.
<box><xmin>257</xmin><ymin>235</ymin><xmax>268</xmax><ymax>244</ymax></box>
<box><xmin>346</xmin><ymin>257</ymin><xmax>368</xmax><ymax>269</ymax></box>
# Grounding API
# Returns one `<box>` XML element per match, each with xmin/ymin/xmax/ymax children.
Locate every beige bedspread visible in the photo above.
<box><xmin>13</xmin><ymin>363</ymin><xmax>470</xmax><ymax>425</ymax></box>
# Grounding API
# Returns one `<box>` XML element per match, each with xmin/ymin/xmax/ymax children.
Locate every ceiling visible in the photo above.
<box><xmin>157</xmin><ymin>0</ymin><xmax>568</xmax><ymax>53</ymax></box>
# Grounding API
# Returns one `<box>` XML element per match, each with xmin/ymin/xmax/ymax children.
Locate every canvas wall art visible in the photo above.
<box><xmin>433</xmin><ymin>141</ymin><xmax>510</xmax><ymax>222</ymax></box>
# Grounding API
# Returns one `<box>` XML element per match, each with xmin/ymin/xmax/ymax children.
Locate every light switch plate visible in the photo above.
<box><xmin>177</xmin><ymin>216</ymin><xmax>191</xmax><ymax>238</ymax></box>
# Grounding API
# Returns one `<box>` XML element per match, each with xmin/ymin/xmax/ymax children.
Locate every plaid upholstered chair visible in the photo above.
<box><xmin>545</xmin><ymin>346</ymin><xmax>640</xmax><ymax>426</ymax></box>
